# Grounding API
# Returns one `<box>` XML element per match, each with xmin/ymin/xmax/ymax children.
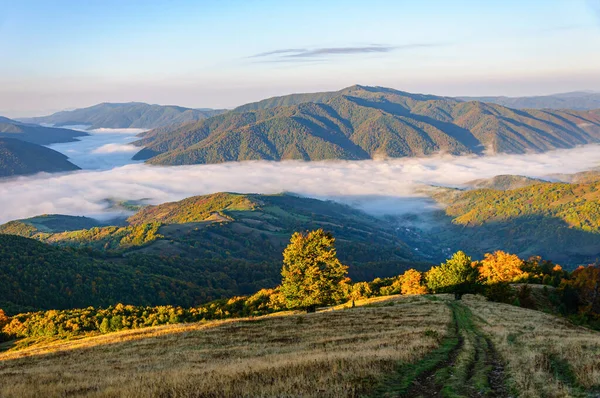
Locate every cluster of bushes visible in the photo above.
<box><xmin>43</xmin><ymin>222</ymin><xmax>163</xmax><ymax>250</ymax></box>
<box><xmin>0</xmin><ymin>289</ymin><xmax>279</xmax><ymax>341</ymax></box>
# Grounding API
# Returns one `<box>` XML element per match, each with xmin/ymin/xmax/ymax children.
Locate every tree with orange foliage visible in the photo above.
<box><xmin>399</xmin><ymin>269</ymin><xmax>428</xmax><ymax>295</ymax></box>
<box><xmin>478</xmin><ymin>251</ymin><xmax>524</xmax><ymax>284</ymax></box>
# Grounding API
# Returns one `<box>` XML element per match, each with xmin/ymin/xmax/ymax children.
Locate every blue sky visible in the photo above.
<box><xmin>0</xmin><ymin>0</ymin><xmax>599</xmax><ymax>116</ymax></box>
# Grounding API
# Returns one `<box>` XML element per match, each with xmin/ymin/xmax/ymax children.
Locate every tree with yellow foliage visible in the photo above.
<box><xmin>349</xmin><ymin>282</ymin><xmax>372</xmax><ymax>301</ymax></box>
<box><xmin>478</xmin><ymin>251</ymin><xmax>524</xmax><ymax>284</ymax></box>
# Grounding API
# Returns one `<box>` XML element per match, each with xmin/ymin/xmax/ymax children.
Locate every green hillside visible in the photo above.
<box><xmin>427</xmin><ymin>180</ymin><xmax>600</xmax><ymax>264</ymax></box>
<box><xmin>24</xmin><ymin>193</ymin><xmax>421</xmax><ymax>273</ymax></box>
<box><xmin>0</xmin><ymin>116</ymin><xmax>87</xmax><ymax>145</ymax></box>
<box><xmin>133</xmin><ymin>85</ymin><xmax>600</xmax><ymax>165</ymax></box>
<box><xmin>0</xmin><ymin>215</ymin><xmax>104</xmax><ymax>238</ymax></box>
<box><xmin>233</xmin><ymin>85</ymin><xmax>455</xmax><ymax>112</ymax></box>
<box><xmin>20</xmin><ymin>103</ymin><xmax>226</xmax><ymax>130</ymax></box>
<box><xmin>0</xmin><ymin>138</ymin><xmax>80</xmax><ymax>177</ymax></box>
<box><xmin>0</xmin><ymin>193</ymin><xmax>424</xmax><ymax>313</ymax></box>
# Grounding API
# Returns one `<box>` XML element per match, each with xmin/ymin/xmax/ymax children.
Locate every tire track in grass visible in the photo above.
<box><xmin>367</xmin><ymin>299</ymin><xmax>509</xmax><ymax>398</ymax></box>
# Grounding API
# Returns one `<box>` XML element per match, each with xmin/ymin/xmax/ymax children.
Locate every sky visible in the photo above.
<box><xmin>1</xmin><ymin>0</ymin><xmax>599</xmax><ymax>117</ymax></box>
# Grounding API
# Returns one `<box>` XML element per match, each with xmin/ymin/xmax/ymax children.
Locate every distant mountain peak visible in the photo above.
<box><xmin>19</xmin><ymin>103</ymin><xmax>227</xmax><ymax>130</ymax></box>
<box><xmin>458</xmin><ymin>91</ymin><xmax>600</xmax><ymax>110</ymax></box>
<box><xmin>135</xmin><ymin>86</ymin><xmax>600</xmax><ymax>166</ymax></box>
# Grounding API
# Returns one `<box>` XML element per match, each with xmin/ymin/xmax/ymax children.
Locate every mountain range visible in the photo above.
<box><xmin>132</xmin><ymin>85</ymin><xmax>600</xmax><ymax>165</ymax></box>
<box><xmin>20</xmin><ymin>102</ymin><xmax>227</xmax><ymax>130</ymax></box>
<box><xmin>0</xmin><ymin>138</ymin><xmax>79</xmax><ymax>177</ymax></box>
<box><xmin>459</xmin><ymin>91</ymin><xmax>600</xmax><ymax>110</ymax></box>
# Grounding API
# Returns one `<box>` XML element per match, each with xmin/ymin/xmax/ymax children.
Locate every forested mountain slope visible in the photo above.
<box><xmin>427</xmin><ymin>180</ymin><xmax>600</xmax><ymax>264</ymax></box>
<box><xmin>133</xmin><ymin>85</ymin><xmax>600</xmax><ymax>165</ymax></box>
<box><xmin>0</xmin><ymin>138</ymin><xmax>79</xmax><ymax>177</ymax></box>
<box><xmin>0</xmin><ymin>234</ymin><xmax>203</xmax><ymax>314</ymax></box>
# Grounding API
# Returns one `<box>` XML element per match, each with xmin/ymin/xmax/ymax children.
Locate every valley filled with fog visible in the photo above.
<box><xmin>1</xmin><ymin>138</ymin><xmax>600</xmax><ymax>223</ymax></box>
<box><xmin>45</xmin><ymin>127</ymin><xmax>146</xmax><ymax>170</ymax></box>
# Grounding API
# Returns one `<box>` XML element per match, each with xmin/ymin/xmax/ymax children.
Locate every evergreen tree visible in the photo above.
<box><xmin>280</xmin><ymin>229</ymin><xmax>348</xmax><ymax>312</ymax></box>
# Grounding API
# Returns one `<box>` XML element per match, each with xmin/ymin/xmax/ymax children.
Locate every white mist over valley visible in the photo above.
<box><xmin>1</xmin><ymin>143</ymin><xmax>599</xmax><ymax>223</ymax></box>
<box><xmin>45</xmin><ymin>127</ymin><xmax>146</xmax><ymax>170</ymax></box>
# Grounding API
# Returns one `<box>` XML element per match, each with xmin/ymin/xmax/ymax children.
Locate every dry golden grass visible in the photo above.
<box><xmin>0</xmin><ymin>295</ymin><xmax>450</xmax><ymax>397</ymax></box>
<box><xmin>463</xmin><ymin>295</ymin><xmax>600</xmax><ymax>398</ymax></box>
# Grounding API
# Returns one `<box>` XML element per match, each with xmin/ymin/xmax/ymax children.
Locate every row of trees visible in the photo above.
<box><xmin>277</xmin><ymin>230</ymin><xmax>597</xmax><ymax>326</ymax></box>
<box><xmin>1</xmin><ymin>229</ymin><xmax>598</xmax><ymax>341</ymax></box>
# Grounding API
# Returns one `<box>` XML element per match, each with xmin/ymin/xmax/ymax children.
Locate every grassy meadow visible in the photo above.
<box><xmin>1</xmin><ymin>294</ymin><xmax>599</xmax><ymax>397</ymax></box>
<box><xmin>0</xmin><ymin>295</ymin><xmax>450</xmax><ymax>397</ymax></box>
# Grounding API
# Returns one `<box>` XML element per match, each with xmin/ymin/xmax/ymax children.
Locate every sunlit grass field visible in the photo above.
<box><xmin>464</xmin><ymin>295</ymin><xmax>600</xmax><ymax>398</ymax></box>
<box><xmin>0</xmin><ymin>295</ymin><xmax>450</xmax><ymax>397</ymax></box>
<box><xmin>1</xmin><ymin>294</ymin><xmax>599</xmax><ymax>397</ymax></box>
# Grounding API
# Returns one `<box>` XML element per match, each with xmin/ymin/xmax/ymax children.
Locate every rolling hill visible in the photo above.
<box><xmin>548</xmin><ymin>169</ymin><xmax>600</xmax><ymax>184</ymax></box>
<box><xmin>20</xmin><ymin>103</ymin><xmax>226</xmax><ymax>130</ymax></box>
<box><xmin>463</xmin><ymin>174</ymin><xmax>548</xmax><ymax>191</ymax></box>
<box><xmin>1</xmin><ymin>192</ymin><xmax>421</xmax><ymax>268</ymax></box>
<box><xmin>459</xmin><ymin>91</ymin><xmax>600</xmax><ymax>110</ymax></box>
<box><xmin>0</xmin><ymin>116</ymin><xmax>87</xmax><ymax>145</ymax></box>
<box><xmin>0</xmin><ymin>138</ymin><xmax>80</xmax><ymax>177</ymax></box>
<box><xmin>0</xmin><ymin>192</ymin><xmax>425</xmax><ymax>313</ymax></box>
<box><xmin>133</xmin><ymin>85</ymin><xmax>600</xmax><ymax>165</ymax></box>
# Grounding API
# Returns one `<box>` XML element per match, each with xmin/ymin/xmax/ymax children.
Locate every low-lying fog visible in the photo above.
<box><xmin>1</xmin><ymin>144</ymin><xmax>600</xmax><ymax>224</ymax></box>
<box><xmin>46</xmin><ymin>127</ymin><xmax>146</xmax><ymax>170</ymax></box>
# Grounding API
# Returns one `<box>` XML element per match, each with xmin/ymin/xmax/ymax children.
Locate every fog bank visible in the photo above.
<box><xmin>1</xmin><ymin>144</ymin><xmax>600</xmax><ymax>223</ymax></box>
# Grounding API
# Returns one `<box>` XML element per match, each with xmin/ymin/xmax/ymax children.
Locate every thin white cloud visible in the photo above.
<box><xmin>1</xmin><ymin>144</ymin><xmax>600</xmax><ymax>223</ymax></box>
<box><xmin>90</xmin><ymin>128</ymin><xmax>147</xmax><ymax>135</ymax></box>
<box><xmin>247</xmin><ymin>43</ymin><xmax>444</xmax><ymax>64</ymax></box>
<box><xmin>91</xmin><ymin>143</ymin><xmax>139</xmax><ymax>154</ymax></box>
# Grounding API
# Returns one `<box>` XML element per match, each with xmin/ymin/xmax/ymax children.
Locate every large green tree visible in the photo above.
<box><xmin>426</xmin><ymin>251</ymin><xmax>481</xmax><ymax>300</ymax></box>
<box><xmin>280</xmin><ymin>229</ymin><xmax>348</xmax><ymax>312</ymax></box>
